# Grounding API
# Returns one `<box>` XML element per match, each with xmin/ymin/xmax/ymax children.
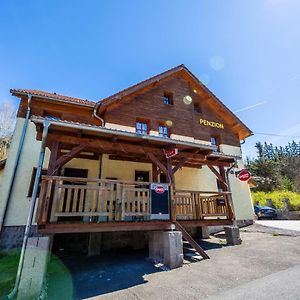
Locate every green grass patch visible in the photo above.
<box><xmin>0</xmin><ymin>249</ymin><xmax>20</xmax><ymax>298</ymax></box>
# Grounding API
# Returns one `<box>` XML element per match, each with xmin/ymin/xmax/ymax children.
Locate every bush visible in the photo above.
<box><xmin>251</xmin><ymin>190</ymin><xmax>300</xmax><ymax>211</ymax></box>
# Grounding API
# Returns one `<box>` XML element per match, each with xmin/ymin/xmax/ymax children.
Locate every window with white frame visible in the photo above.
<box><xmin>136</xmin><ymin>121</ymin><xmax>148</xmax><ymax>135</ymax></box>
<box><xmin>158</xmin><ymin>125</ymin><xmax>169</xmax><ymax>138</ymax></box>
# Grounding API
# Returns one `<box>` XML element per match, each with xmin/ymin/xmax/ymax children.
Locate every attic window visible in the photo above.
<box><xmin>193</xmin><ymin>103</ymin><xmax>202</xmax><ymax>113</ymax></box>
<box><xmin>163</xmin><ymin>92</ymin><xmax>173</xmax><ymax>105</ymax></box>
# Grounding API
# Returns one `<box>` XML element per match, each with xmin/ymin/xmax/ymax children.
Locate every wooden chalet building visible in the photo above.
<box><xmin>0</xmin><ymin>65</ymin><xmax>254</xmax><ymax>268</ymax></box>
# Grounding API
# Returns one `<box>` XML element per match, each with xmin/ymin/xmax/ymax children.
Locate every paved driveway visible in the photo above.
<box><xmin>46</xmin><ymin>223</ymin><xmax>300</xmax><ymax>300</ymax></box>
<box><xmin>256</xmin><ymin>220</ymin><xmax>300</xmax><ymax>232</ymax></box>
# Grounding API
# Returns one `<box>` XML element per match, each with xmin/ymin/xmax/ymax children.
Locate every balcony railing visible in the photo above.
<box><xmin>36</xmin><ymin>176</ymin><xmax>233</xmax><ymax>225</ymax></box>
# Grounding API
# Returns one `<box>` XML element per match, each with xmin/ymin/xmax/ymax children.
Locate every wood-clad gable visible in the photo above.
<box><xmin>103</xmin><ymin>73</ymin><xmax>241</xmax><ymax>146</ymax></box>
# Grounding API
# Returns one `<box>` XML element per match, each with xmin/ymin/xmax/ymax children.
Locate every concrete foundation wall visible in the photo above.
<box><xmin>17</xmin><ymin>236</ymin><xmax>52</xmax><ymax>300</ymax></box>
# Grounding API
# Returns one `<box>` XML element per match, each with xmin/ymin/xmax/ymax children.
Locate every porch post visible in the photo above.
<box><xmin>152</xmin><ymin>163</ymin><xmax>158</xmax><ymax>182</ymax></box>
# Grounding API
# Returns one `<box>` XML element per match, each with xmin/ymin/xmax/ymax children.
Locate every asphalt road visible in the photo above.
<box><xmin>207</xmin><ymin>265</ymin><xmax>300</xmax><ymax>300</ymax></box>
<box><xmin>256</xmin><ymin>220</ymin><xmax>300</xmax><ymax>232</ymax></box>
<box><xmin>46</xmin><ymin>224</ymin><xmax>300</xmax><ymax>300</ymax></box>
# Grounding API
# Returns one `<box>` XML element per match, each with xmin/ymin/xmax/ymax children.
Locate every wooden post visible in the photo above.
<box><xmin>152</xmin><ymin>163</ymin><xmax>158</xmax><ymax>182</ymax></box>
<box><xmin>39</xmin><ymin>142</ymin><xmax>60</xmax><ymax>224</ymax></box>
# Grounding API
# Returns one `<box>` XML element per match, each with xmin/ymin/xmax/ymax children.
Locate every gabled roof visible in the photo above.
<box><xmin>10</xmin><ymin>89</ymin><xmax>95</xmax><ymax>107</ymax></box>
<box><xmin>96</xmin><ymin>64</ymin><xmax>253</xmax><ymax>140</ymax></box>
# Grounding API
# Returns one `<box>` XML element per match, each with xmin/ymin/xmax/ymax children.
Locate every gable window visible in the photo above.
<box><xmin>158</xmin><ymin>125</ymin><xmax>169</xmax><ymax>138</ymax></box>
<box><xmin>136</xmin><ymin>121</ymin><xmax>148</xmax><ymax>135</ymax></box>
<box><xmin>193</xmin><ymin>103</ymin><xmax>202</xmax><ymax>113</ymax></box>
<box><xmin>163</xmin><ymin>92</ymin><xmax>173</xmax><ymax>105</ymax></box>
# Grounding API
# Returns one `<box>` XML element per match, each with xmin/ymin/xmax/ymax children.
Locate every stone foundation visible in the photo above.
<box><xmin>0</xmin><ymin>226</ymin><xmax>41</xmax><ymax>250</ymax></box>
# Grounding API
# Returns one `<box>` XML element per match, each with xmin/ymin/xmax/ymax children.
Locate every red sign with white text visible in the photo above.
<box><xmin>238</xmin><ymin>170</ymin><xmax>251</xmax><ymax>182</ymax></box>
<box><xmin>155</xmin><ymin>185</ymin><xmax>165</xmax><ymax>194</ymax></box>
<box><xmin>165</xmin><ymin>148</ymin><xmax>178</xmax><ymax>158</ymax></box>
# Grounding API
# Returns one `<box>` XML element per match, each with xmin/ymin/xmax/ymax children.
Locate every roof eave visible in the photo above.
<box><xmin>10</xmin><ymin>89</ymin><xmax>95</xmax><ymax>108</ymax></box>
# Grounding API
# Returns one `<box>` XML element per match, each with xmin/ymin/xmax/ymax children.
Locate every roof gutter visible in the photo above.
<box><xmin>31</xmin><ymin>116</ymin><xmax>217</xmax><ymax>152</ymax></box>
<box><xmin>0</xmin><ymin>94</ymin><xmax>32</xmax><ymax>233</ymax></box>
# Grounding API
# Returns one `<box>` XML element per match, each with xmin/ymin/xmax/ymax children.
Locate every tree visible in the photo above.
<box><xmin>0</xmin><ymin>101</ymin><xmax>16</xmax><ymax>160</ymax></box>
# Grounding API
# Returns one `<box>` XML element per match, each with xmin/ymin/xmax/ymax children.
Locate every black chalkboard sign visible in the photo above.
<box><xmin>150</xmin><ymin>183</ymin><xmax>169</xmax><ymax>216</ymax></box>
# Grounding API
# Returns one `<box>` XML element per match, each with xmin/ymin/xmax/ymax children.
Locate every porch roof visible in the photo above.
<box><xmin>31</xmin><ymin>115</ymin><xmax>239</xmax><ymax>168</ymax></box>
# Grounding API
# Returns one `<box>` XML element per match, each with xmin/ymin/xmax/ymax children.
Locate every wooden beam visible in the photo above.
<box><xmin>208</xmin><ymin>166</ymin><xmax>228</xmax><ymax>188</ymax></box>
<box><xmin>38</xmin><ymin>219</ymin><xmax>233</xmax><ymax>234</ymax></box>
<box><xmin>152</xmin><ymin>163</ymin><xmax>159</xmax><ymax>182</ymax></box>
<box><xmin>47</xmin><ymin>141</ymin><xmax>61</xmax><ymax>176</ymax></box>
<box><xmin>167</xmin><ymin>157</ymin><xmax>174</xmax><ymax>183</ymax></box>
<box><xmin>147</xmin><ymin>153</ymin><xmax>168</xmax><ymax>175</ymax></box>
<box><xmin>172</xmin><ymin>157</ymin><xmax>188</xmax><ymax>175</ymax></box>
<box><xmin>54</xmin><ymin>143</ymin><xmax>87</xmax><ymax>169</ymax></box>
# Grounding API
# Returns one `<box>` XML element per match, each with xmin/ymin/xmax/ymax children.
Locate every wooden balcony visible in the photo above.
<box><xmin>36</xmin><ymin>176</ymin><xmax>234</xmax><ymax>233</ymax></box>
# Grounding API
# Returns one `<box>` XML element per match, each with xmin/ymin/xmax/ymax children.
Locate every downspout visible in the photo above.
<box><xmin>93</xmin><ymin>102</ymin><xmax>105</xmax><ymax>126</ymax></box>
<box><xmin>0</xmin><ymin>95</ymin><xmax>32</xmax><ymax>233</ymax></box>
<box><xmin>7</xmin><ymin>118</ymin><xmax>51</xmax><ymax>300</ymax></box>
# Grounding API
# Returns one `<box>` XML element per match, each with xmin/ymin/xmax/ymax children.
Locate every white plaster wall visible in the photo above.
<box><xmin>174</xmin><ymin>166</ymin><xmax>218</xmax><ymax>191</ymax></box>
<box><xmin>0</xmin><ymin>118</ymin><xmax>100</xmax><ymax>226</ymax></box>
<box><xmin>220</xmin><ymin>144</ymin><xmax>254</xmax><ymax>221</ymax></box>
<box><xmin>101</xmin><ymin>154</ymin><xmax>152</xmax><ymax>180</ymax></box>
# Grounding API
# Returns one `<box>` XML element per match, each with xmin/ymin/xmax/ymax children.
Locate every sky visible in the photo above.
<box><xmin>1</xmin><ymin>0</ymin><xmax>300</xmax><ymax>158</ymax></box>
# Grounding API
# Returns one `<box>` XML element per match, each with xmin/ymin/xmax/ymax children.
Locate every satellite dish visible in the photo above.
<box><xmin>183</xmin><ymin>95</ymin><xmax>193</xmax><ymax>105</ymax></box>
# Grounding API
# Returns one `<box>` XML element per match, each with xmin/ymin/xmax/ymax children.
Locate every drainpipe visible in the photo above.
<box><xmin>0</xmin><ymin>95</ymin><xmax>32</xmax><ymax>233</ymax></box>
<box><xmin>7</xmin><ymin>119</ymin><xmax>51</xmax><ymax>300</ymax></box>
<box><xmin>93</xmin><ymin>102</ymin><xmax>105</xmax><ymax>126</ymax></box>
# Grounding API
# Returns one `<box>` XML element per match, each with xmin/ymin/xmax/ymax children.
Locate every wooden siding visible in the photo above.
<box><xmin>104</xmin><ymin>74</ymin><xmax>240</xmax><ymax>146</ymax></box>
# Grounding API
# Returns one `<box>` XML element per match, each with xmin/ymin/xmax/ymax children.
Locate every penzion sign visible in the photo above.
<box><xmin>199</xmin><ymin>118</ymin><xmax>224</xmax><ymax>129</ymax></box>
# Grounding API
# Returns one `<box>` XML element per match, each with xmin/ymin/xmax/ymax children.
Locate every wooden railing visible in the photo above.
<box><xmin>36</xmin><ymin>176</ymin><xmax>234</xmax><ymax>225</ymax></box>
<box><xmin>173</xmin><ymin>190</ymin><xmax>233</xmax><ymax>221</ymax></box>
<box><xmin>37</xmin><ymin>176</ymin><xmax>151</xmax><ymax>224</ymax></box>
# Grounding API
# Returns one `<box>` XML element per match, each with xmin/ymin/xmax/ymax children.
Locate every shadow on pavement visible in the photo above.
<box><xmin>47</xmin><ymin>248</ymin><xmax>161</xmax><ymax>300</ymax></box>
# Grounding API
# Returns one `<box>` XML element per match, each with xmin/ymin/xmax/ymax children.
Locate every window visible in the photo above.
<box><xmin>211</xmin><ymin>136</ymin><xmax>220</xmax><ymax>151</ymax></box>
<box><xmin>163</xmin><ymin>92</ymin><xmax>173</xmax><ymax>105</ymax></box>
<box><xmin>158</xmin><ymin>125</ymin><xmax>169</xmax><ymax>138</ymax></box>
<box><xmin>27</xmin><ymin>168</ymin><xmax>48</xmax><ymax>197</ymax></box>
<box><xmin>210</xmin><ymin>137</ymin><xmax>218</xmax><ymax>146</ymax></box>
<box><xmin>136</xmin><ymin>121</ymin><xmax>148</xmax><ymax>135</ymax></box>
<box><xmin>193</xmin><ymin>103</ymin><xmax>202</xmax><ymax>113</ymax></box>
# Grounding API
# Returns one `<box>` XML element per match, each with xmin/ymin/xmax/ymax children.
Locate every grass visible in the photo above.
<box><xmin>0</xmin><ymin>249</ymin><xmax>20</xmax><ymax>298</ymax></box>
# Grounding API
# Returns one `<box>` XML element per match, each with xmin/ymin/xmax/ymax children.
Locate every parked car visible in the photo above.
<box><xmin>254</xmin><ymin>205</ymin><xmax>277</xmax><ymax>220</ymax></box>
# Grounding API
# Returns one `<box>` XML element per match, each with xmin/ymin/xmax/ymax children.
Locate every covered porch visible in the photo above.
<box><xmin>32</xmin><ymin>116</ymin><xmax>237</xmax><ymax>234</ymax></box>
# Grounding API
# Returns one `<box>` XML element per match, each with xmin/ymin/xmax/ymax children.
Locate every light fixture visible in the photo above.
<box><xmin>183</xmin><ymin>95</ymin><xmax>193</xmax><ymax>105</ymax></box>
<box><xmin>165</xmin><ymin>120</ymin><xmax>173</xmax><ymax>128</ymax></box>
<box><xmin>193</xmin><ymin>89</ymin><xmax>197</xmax><ymax>94</ymax></box>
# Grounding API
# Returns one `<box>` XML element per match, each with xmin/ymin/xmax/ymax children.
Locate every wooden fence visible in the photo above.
<box><xmin>36</xmin><ymin>176</ymin><xmax>233</xmax><ymax>224</ymax></box>
<box><xmin>37</xmin><ymin>176</ymin><xmax>151</xmax><ymax>224</ymax></box>
<box><xmin>173</xmin><ymin>190</ymin><xmax>233</xmax><ymax>220</ymax></box>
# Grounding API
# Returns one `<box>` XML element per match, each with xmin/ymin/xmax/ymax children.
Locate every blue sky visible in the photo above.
<box><xmin>1</xmin><ymin>0</ymin><xmax>300</xmax><ymax>158</ymax></box>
